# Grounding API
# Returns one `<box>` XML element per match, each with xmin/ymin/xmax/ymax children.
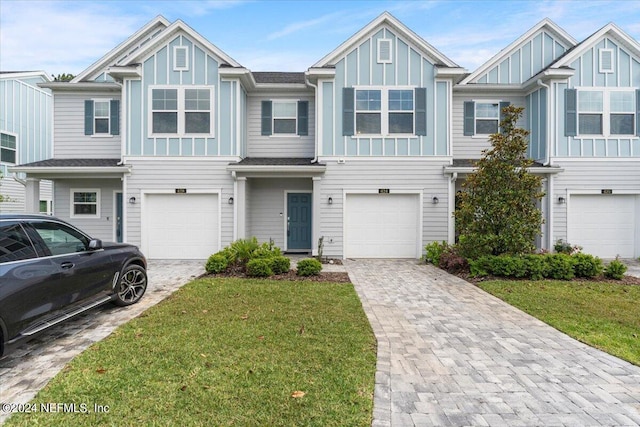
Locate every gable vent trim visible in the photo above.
<box><xmin>174</xmin><ymin>46</ymin><xmax>189</xmax><ymax>71</ymax></box>
<box><xmin>377</xmin><ymin>39</ymin><xmax>392</xmax><ymax>64</ymax></box>
<box><xmin>599</xmin><ymin>48</ymin><xmax>614</xmax><ymax>73</ymax></box>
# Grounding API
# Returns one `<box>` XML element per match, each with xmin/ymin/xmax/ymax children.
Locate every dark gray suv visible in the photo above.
<box><xmin>0</xmin><ymin>214</ymin><xmax>147</xmax><ymax>358</ymax></box>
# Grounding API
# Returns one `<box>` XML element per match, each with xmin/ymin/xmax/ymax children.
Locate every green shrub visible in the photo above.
<box><xmin>554</xmin><ymin>239</ymin><xmax>582</xmax><ymax>255</ymax></box>
<box><xmin>246</xmin><ymin>258</ymin><xmax>273</xmax><ymax>277</ymax></box>
<box><xmin>469</xmin><ymin>256</ymin><xmax>492</xmax><ymax>277</ymax></box>
<box><xmin>424</xmin><ymin>241</ymin><xmax>448</xmax><ymax>265</ymax></box>
<box><xmin>205</xmin><ymin>253</ymin><xmax>229</xmax><ymax>274</ymax></box>
<box><xmin>228</xmin><ymin>237</ymin><xmax>260</xmax><ymax>265</ymax></box>
<box><xmin>252</xmin><ymin>241</ymin><xmax>282</xmax><ymax>259</ymax></box>
<box><xmin>524</xmin><ymin>254</ymin><xmax>549</xmax><ymax>280</ymax></box>
<box><xmin>489</xmin><ymin>255</ymin><xmax>527</xmax><ymax>278</ymax></box>
<box><xmin>270</xmin><ymin>256</ymin><xmax>291</xmax><ymax>275</ymax></box>
<box><xmin>572</xmin><ymin>253</ymin><xmax>603</xmax><ymax>278</ymax></box>
<box><xmin>296</xmin><ymin>258</ymin><xmax>322</xmax><ymax>276</ymax></box>
<box><xmin>604</xmin><ymin>258</ymin><xmax>627</xmax><ymax>280</ymax></box>
<box><xmin>546</xmin><ymin>253</ymin><xmax>575</xmax><ymax>280</ymax></box>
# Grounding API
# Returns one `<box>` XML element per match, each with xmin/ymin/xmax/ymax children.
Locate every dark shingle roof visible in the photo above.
<box><xmin>17</xmin><ymin>158</ymin><xmax>122</xmax><ymax>168</ymax></box>
<box><xmin>252</xmin><ymin>72</ymin><xmax>306</xmax><ymax>84</ymax></box>
<box><xmin>231</xmin><ymin>157</ymin><xmax>323</xmax><ymax>166</ymax></box>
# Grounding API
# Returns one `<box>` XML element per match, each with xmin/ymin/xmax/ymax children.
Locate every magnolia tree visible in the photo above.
<box><xmin>455</xmin><ymin>105</ymin><xmax>544</xmax><ymax>259</ymax></box>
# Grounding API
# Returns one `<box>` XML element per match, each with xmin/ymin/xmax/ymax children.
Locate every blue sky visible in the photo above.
<box><xmin>1</xmin><ymin>0</ymin><xmax>640</xmax><ymax>77</ymax></box>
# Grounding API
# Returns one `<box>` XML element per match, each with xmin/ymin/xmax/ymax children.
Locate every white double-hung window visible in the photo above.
<box><xmin>577</xmin><ymin>89</ymin><xmax>635</xmax><ymax>136</ymax></box>
<box><xmin>609</xmin><ymin>91</ymin><xmax>635</xmax><ymax>135</ymax></box>
<box><xmin>150</xmin><ymin>87</ymin><xmax>213</xmax><ymax>136</ymax></box>
<box><xmin>355</xmin><ymin>88</ymin><xmax>414</xmax><ymax>135</ymax></box>
<box><xmin>272</xmin><ymin>101</ymin><xmax>297</xmax><ymax>135</ymax></box>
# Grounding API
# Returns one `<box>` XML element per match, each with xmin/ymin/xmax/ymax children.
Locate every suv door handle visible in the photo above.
<box><xmin>60</xmin><ymin>262</ymin><xmax>75</xmax><ymax>270</ymax></box>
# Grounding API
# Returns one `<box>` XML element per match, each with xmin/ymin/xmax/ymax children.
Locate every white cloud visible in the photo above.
<box><xmin>0</xmin><ymin>1</ymin><xmax>144</xmax><ymax>76</ymax></box>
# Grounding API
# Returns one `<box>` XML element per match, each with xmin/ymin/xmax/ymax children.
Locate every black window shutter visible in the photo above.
<box><xmin>261</xmin><ymin>100</ymin><xmax>272</xmax><ymax>136</ymax></box>
<box><xmin>565</xmin><ymin>89</ymin><xmax>577</xmax><ymax>137</ymax></box>
<box><xmin>463</xmin><ymin>101</ymin><xmax>475</xmax><ymax>136</ymax></box>
<box><xmin>414</xmin><ymin>88</ymin><xmax>427</xmax><ymax>136</ymax></box>
<box><xmin>110</xmin><ymin>100</ymin><xmax>120</xmax><ymax>136</ymax></box>
<box><xmin>342</xmin><ymin>87</ymin><xmax>354</xmax><ymax>136</ymax></box>
<box><xmin>297</xmin><ymin>100</ymin><xmax>309</xmax><ymax>136</ymax></box>
<box><xmin>636</xmin><ymin>89</ymin><xmax>640</xmax><ymax>136</ymax></box>
<box><xmin>84</xmin><ymin>100</ymin><xmax>94</xmax><ymax>135</ymax></box>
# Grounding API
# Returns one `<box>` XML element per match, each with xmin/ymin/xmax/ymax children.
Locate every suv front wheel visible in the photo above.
<box><xmin>113</xmin><ymin>264</ymin><xmax>147</xmax><ymax>306</ymax></box>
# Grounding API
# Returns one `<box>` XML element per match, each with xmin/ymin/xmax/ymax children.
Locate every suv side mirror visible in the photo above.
<box><xmin>89</xmin><ymin>239</ymin><xmax>103</xmax><ymax>251</ymax></box>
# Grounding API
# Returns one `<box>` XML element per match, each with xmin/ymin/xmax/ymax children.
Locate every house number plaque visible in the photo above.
<box><xmin>601</xmin><ymin>189</ymin><xmax>613</xmax><ymax>194</ymax></box>
<box><xmin>175</xmin><ymin>188</ymin><xmax>187</xmax><ymax>194</ymax></box>
<box><xmin>378</xmin><ymin>189</ymin><xmax>390</xmax><ymax>194</ymax></box>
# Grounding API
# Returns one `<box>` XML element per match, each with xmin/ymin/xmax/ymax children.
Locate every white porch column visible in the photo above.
<box><xmin>236</xmin><ymin>177</ymin><xmax>247</xmax><ymax>240</ymax></box>
<box><xmin>447</xmin><ymin>173</ymin><xmax>457</xmax><ymax>244</ymax></box>
<box><xmin>25</xmin><ymin>177</ymin><xmax>40</xmax><ymax>213</ymax></box>
<box><xmin>312</xmin><ymin>177</ymin><xmax>321</xmax><ymax>256</ymax></box>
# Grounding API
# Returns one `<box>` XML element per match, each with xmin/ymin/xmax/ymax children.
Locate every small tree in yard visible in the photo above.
<box><xmin>456</xmin><ymin>105</ymin><xmax>544</xmax><ymax>259</ymax></box>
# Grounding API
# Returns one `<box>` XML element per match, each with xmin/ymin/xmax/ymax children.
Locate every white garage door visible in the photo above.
<box><xmin>345</xmin><ymin>194</ymin><xmax>420</xmax><ymax>258</ymax></box>
<box><xmin>144</xmin><ymin>193</ymin><xmax>218</xmax><ymax>259</ymax></box>
<box><xmin>568</xmin><ymin>195</ymin><xmax>636</xmax><ymax>258</ymax></box>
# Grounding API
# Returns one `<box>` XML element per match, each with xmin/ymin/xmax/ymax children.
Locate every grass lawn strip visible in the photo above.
<box><xmin>477</xmin><ymin>280</ymin><xmax>640</xmax><ymax>366</ymax></box>
<box><xmin>6</xmin><ymin>278</ymin><xmax>376</xmax><ymax>427</ymax></box>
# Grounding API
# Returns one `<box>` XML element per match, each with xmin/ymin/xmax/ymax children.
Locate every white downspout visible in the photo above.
<box><xmin>537</xmin><ymin>79</ymin><xmax>553</xmax><ymax>251</ymax></box>
<box><xmin>305</xmin><ymin>74</ymin><xmax>319</xmax><ymax>163</ymax></box>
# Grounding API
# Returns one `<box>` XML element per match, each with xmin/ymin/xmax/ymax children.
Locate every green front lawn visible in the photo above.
<box><xmin>6</xmin><ymin>278</ymin><xmax>376</xmax><ymax>427</ymax></box>
<box><xmin>477</xmin><ymin>280</ymin><xmax>640</xmax><ymax>365</ymax></box>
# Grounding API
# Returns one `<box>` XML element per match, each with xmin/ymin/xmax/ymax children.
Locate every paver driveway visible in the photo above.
<box><xmin>346</xmin><ymin>259</ymin><xmax>640</xmax><ymax>426</ymax></box>
<box><xmin>0</xmin><ymin>260</ymin><xmax>204</xmax><ymax>425</ymax></box>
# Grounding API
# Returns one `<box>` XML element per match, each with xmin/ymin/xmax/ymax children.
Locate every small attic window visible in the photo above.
<box><xmin>599</xmin><ymin>49</ymin><xmax>614</xmax><ymax>73</ymax></box>
<box><xmin>174</xmin><ymin>46</ymin><xmax>189</xmax><ymax>71</ymax></box>
<box><xmin>377</xmin><ymin>39</ymin><xmax>392</xmax><ymax>64</ymax></box>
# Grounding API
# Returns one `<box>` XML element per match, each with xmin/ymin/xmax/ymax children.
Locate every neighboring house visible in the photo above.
<box><xmin>454</xmin><ymin>20</ymin><xmax>640</xmax><ymax>258</ymax></box>
<box><xmin>11</xmin><ymin>13</ymin><xmax>640</xmax><ymax>259</ymax></box>
<box><xmin>0</xmin><ymin>71</ymin><xmax>53</xmax><ymax>213</ymax></box>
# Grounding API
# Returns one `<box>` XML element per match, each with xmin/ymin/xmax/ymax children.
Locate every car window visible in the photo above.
<box><xmin>0</xmin><ymin>222</ymin><xmax>38</xmax><ymax>263</ymax></box>
<box><xmin>31</xmin><ymin>221</ymin><xmax>90</xmax><ymax>256</ymax></box>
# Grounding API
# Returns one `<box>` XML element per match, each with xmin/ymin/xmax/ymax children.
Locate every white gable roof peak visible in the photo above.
<box><xmin>312</xmin><ymin>11</ymin><xmax>460</xmax><ymax>69</ymax></box>
<box><xmin>459</xmin><ymin>18</ymin><xmax>578</xmax><ymax>85</ymax></box>
<box><xmin>124</xmin><ymin>19</ymin><xmax>243</xmax><ymax>68</ymax></box>
<box><xmin>72</xmin><ymin>15</ymin><xmax>171</xmax><ymax>82</ymax></box>
<box><xmin>552</xmin><ymin>22</ymin><xmax>640</xmax><ymax>68</ymax></box>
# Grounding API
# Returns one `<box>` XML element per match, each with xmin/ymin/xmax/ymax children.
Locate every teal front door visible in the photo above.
<box><xmin>287</xmin><ymin>193</ymin><xmax>312</xmax><ymax>250</ymax></box>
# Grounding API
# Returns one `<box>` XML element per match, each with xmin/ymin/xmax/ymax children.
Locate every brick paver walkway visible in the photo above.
<box><xmin>346</xmin><ymin>259</ymin><xmax>640</xmax><ymax>426</ymax></box>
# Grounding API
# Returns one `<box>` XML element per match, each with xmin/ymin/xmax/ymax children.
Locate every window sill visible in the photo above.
<box><xmin>70</xmin><ymin>215</ymin><xmax>101</xmax><ymax>219</ymax></box>
<box><xmin>149</xmin><ymin>133</ymin><xmax>216</xmax><ymax>138</ymax></box>
<box><xmin>353</xmin><ymin>133</ymin><xmax>418</xmax><ymax>138</ymax></box>
<box><xmin>91</xmin><ymin>134</ymin><xmax>114</xmax><ymax>138</ymax></box>
<box><xmin>269</xmin><ymin>134</ymin><xmax>302</xmax><ymax>138</ymax></box>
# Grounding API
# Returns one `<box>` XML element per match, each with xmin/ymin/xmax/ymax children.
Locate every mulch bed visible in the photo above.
<box><xmin>205</xmin><ymin>268</ymin><xmax>351</xmax><ymax>283</ymax></box>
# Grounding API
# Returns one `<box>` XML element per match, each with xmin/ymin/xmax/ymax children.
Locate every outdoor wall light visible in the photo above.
<box><xmin>328</xmin><ymin>197</ymin><xmax>333</xmax><ymax>205</ymax></box>
<box><xmin>228</xmin><ymin>197</ymin><xmax>234</xmax><ymax>205</ymax></box>
<box><xmin>558</xmin><ymin>196</ymin><xmax>566</xmax><ymax>204</ymax></box>
<box><xmin>432</xmin><ymin>196</ymin><xmax>439</xmax><ymax>204</ymax></box>
<box><xmin>128</xmin><ymin>196</ymin><xmax>136</xmax><ymax>204</ymax></box>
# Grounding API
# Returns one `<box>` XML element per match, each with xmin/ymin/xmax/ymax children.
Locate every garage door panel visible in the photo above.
<box><xmin>568</xmin><ymin>195</ymin><xmax>636</xmax><ymax>258</ymax></box>
<box><xmin>345</xmin><ymin>194</ymin><xmax>419</xmax><ymax>258</ymax></box>
<box><xmin>145</xmin><ymin>194</ymin><xmax>219</xmax><ymax>259</ymax></box>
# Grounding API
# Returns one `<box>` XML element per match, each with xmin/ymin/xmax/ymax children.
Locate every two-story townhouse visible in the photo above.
<box><xmin>455</xmin><ymin>19</ymin><xmax>640</xmax><ymax>258</ymax></box>
<box><xmin>0</xmin><ymin>71</ymin><xmax>53</xmax><ymax>213</ymax></box>
<box><xmin>12</xmin><ymin>12</ymin><xmax>640</xmax><ymax>260</ymax></box>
